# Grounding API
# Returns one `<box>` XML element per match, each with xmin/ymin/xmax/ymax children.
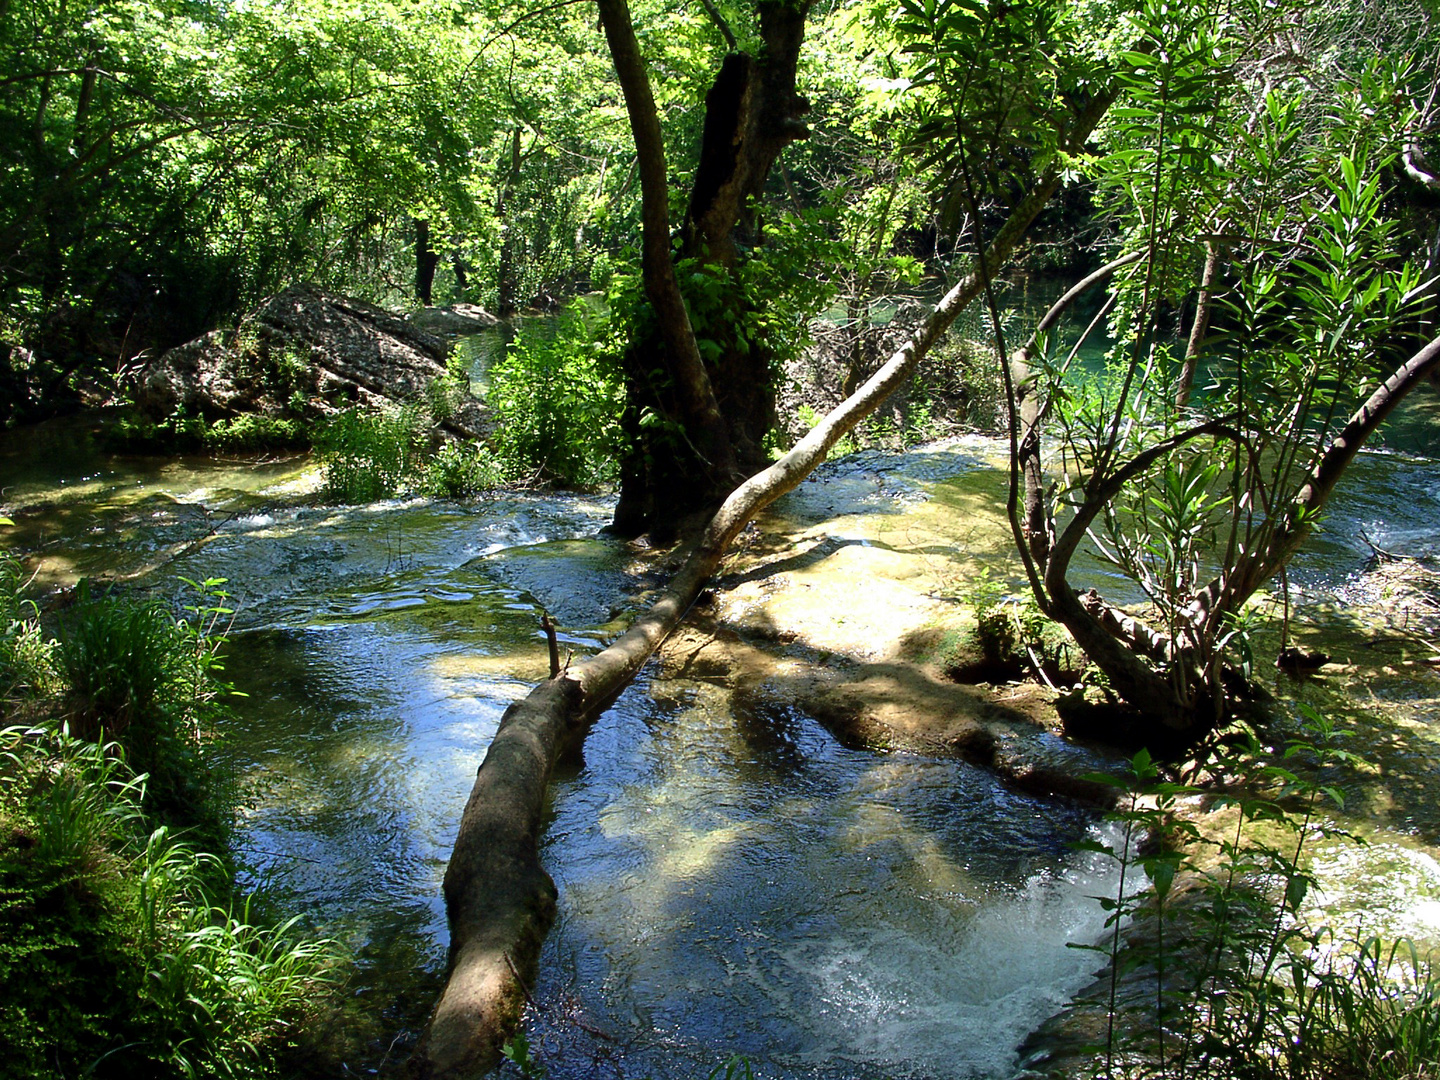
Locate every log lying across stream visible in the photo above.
<box><xmin>406</xmin><ymin>155</ymin><xmax>1094</xmax><ymax>1079</ymax></box>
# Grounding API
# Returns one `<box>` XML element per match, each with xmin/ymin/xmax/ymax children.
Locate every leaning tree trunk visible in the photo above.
<box><xmin>402</xmin><ymin>142</ymin><xmax>1094</xmax><ymax>1078</ymax></box>
<box><xmin>599</xmin><ymin>0</ymin><xmax>745</xmax><ymax>540</ymax></box>
<box><xmin>609</xmin><ymin>1</ymin><xmax>814</xmax><ymax>539</ymax></box>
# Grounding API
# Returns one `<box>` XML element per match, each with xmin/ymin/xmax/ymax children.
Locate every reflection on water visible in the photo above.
<box><xmin>532</xmin><ymin>685</ymin><xmax>1119</xmax><ymax>1080</ymax></box>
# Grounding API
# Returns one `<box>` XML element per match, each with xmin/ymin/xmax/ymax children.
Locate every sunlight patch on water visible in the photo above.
<box><xmin>1305</xmin><ymin>833</ymin><xmax>1440</xmax><ymax>948</ymax></box>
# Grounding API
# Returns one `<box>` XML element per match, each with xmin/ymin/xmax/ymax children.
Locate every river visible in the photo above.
<box><xmin>3</xmin><ymin>395</ymin><xmax>1440</xmax><ymax>1077</ymax></box>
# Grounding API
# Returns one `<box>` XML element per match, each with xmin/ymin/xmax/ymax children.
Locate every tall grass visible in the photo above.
<box><xmin>0</xmin><ymin>724</ymin><xmax>334</xmax><ymax>1080</ymax></box>
<box><xmin>56</xmin><ymin>581</ymin><xmax>231</xmax><ymax>845</ymax></box>
<box><xmin>0</xmin><ymin>559</ymin><xmax>336</xmax><ymax>1079</ymax></box>
<box><xmin>1078</xmin><ymin>707</ymin><xmax>1440</xmax><ymax>1079</ymax></box>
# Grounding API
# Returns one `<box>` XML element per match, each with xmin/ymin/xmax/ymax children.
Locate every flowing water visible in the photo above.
<box><xmin>4</xmin><ymin>398</ymin><xmax>1440</xmax><ymax>1077</ymax></box>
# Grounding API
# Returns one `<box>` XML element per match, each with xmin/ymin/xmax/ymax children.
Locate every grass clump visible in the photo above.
<box><xmin>0</xmin><ymin>555</ymin><xmax>337</xmax><ymax>1079</ymax></box>
<box><xmin>1075</xmin><ymin>709</ymin><xmax>1440</xmax><ymax>1080</ymax></box>
<box><xmin>56</xmin><ymin>579</ymin><xmax>233</xmax><ymax>848</ymax></box>
<box><xmin>0</xmin><ymin>725</ymin><xmax>334</xmax><ymax>1080</ymax></box>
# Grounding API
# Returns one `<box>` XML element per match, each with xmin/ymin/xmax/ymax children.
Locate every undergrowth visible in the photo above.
<box><xmin>1076</xmin><ymin>707</ymin><xmax>1440</xmax><ymax>1079</ymax></box>
<box><xmin>486</xmin><ymin>306</ymin><xmax>623</xmax><ymax>488</ymax></box>
<box><xmin>0</xmin><ymin>542</ymin><xmax>337</xmax><ymax>1079</ymax></box>
<box><xmin>317</xmin><ymin>306</ymin><xmax>623</xmax><ymax>502</ymax></box>
<box><xmin>0</xmin><ymin>725</ymin><xmax>334</xmax><ymax>1080</ymax></box>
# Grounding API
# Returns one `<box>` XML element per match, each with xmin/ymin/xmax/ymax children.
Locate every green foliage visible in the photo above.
<box><xmin>56</xmin><ymin>579</ymin><xmax>237</xmax><ymax>846</ymax></box>
<box><xmin>0</xmin><ymin>724</ymin><xmax>334</xmax><ymax>1080</ymax></box>
<box><xmin>487</xmin><ymin>307</ymin><xmax>623</xmax><ymax>488</ymax></box>
<box><xmin>315</xmin><ymin>407</ymin><xmax>424</xmax><ymax>504</ymax></box>
<box><xmin>797</xmin><ymin>404</ymin><xmax>857</xmax><ymax>458</ymax></box>
<box><xmin>60</xmin><ymin>588</ymin><xmax>189</xmax><ymax>733</ymax></box>
<box><xmin>106</xmin><ymin>410</ymin><xmax>310</xmax><ymax>456</ymax></box>
<box><xmin>500</xmin><ymin>1030</ymin><xmax>545</xmax><ymax>1079</ymax></box>
<box><xmin>0</xmin><ymin>549</ymin><xmax>58</xmax><ymax>702</ymax></box>
<box><xmin>420</xmin><ymin>442</ymin><xmax>504</xmax><ymax>499</ymax></box>
<box><xmin>204</xmin><ymin>415</ymin><xmax>310</xmax><ymax>454</ymax></box>
<box><xmin>0</xmin><ymin>559</ymin><xmax>332</xmax><ymax>1079</ymax></box>
<box><xmin>425</xmin><ymin>373</ymin><xmax>471</xmax><ymax>426</ymax></box>
<box><xmin>1077</xmin><ymin>708</ymin><xmax>1440</xmax><ymax>1078</ymax></box>
<box><xmin>731</xmin><ymin>205</ymin><xmax>845</xmax><ymax>370</ymax></box>
<box><xmin>967</xmin><ymin>574</ymin><xmax>1074</xmax><ymax>679</ymax></box>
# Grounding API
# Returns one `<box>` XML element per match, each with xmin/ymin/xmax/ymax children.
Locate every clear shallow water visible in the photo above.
<box><xmin>533</xmin><ymin>686</ymin><xmax>1122</xmax><ymax>1080</ymax></box>
<box><xmin>1</xmin><ymin>421</ymin><xmax>1122</xmax><ymax>1076</ymax></box>
<box><xmin>5</xmin><ymin>402</ymin><xmax>1440</xmax><ymax>1075</ymax></box>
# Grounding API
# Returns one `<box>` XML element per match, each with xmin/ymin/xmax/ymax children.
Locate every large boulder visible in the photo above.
<box><xmin>407</xmin><ymin>303</ymin><xmax>501</xmax><ymax>336</ymax></box>
<box><xmin>133</xmin><ymin>285</ymin><xmax>489</xmax><ymax>438</ymax></box>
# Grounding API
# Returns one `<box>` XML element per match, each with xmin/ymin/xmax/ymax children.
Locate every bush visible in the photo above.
<box><xmin>0</xmin><ymin>547</ymin><xmax>56</xmax><ymax>700</ymax></box>
<box><xmin>486</xmin><ymin>308</ymin><xmax>623</xmax><ymax>488</ymax></box>
<box><xmin>315</xmin><ymin>406</ymin><xmax>423</xmax><ymax>503</ymax></box>
<box><xmin>420</xmin><ymin>441</ymin><xmax>502</xmax><ymax>498</ymax></box>
<box><xmin>1079</xmin><ymin>711</ymin><xmax>1440</xmax><ymax>1079</ymax></box>
<box><xmin>204</xmin><ymin>414</ymin><xmax>310</xmax><ymax>453</ymax></box>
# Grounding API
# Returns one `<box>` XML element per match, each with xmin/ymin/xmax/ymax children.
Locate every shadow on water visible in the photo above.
<box><xmin>527</xmin><ymin>677</ymin><xmax>1123</xmax><ymax>1080</ymax></box>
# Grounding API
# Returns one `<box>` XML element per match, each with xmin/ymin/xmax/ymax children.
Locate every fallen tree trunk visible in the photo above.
<box><xmin>406</xmin><ymin>269</ymin><xmax>1013</xmax><ymax>1080</ymax></box>
<box><xmin>407</xmin><ymin>89</ymin><xmax>1118</xmax><ymax>1079</ymax></box>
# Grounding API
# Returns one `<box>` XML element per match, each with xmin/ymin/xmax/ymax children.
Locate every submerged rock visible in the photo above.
<box><xmin>132</xmin><ymin>284</ymin><xmax>489</xmax><ymax>439</ymax></box>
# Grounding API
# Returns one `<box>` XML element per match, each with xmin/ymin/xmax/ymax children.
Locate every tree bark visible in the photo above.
<box><xmin>598</xmin><ymin>0</ymin><xmax>741</xmax><ymax>533</ymax></box>
<box><xmin>415</xmin><ymin>218</ymin><xmax>439</xmax><ymax>306</ymax></box>
<box><xmin>1175</xmin><ymin>241</ymin><xmax>1220</xmax><ymax>407</ymax></box>
<box><xmin>608</xmin><ymin>0</ymin><xmax>813</xmax><ymax>539</ymax></box>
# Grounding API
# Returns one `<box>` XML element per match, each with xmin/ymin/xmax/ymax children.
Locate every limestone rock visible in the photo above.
<box><xmin>134</xmin><ymin>285</ymin><xmax>490</xmax><ymax>439</ymax></box>
<box><xmin>407</xmin><ymin>303</ymin><xmax>501</xmax><ymax>336</ymax></box>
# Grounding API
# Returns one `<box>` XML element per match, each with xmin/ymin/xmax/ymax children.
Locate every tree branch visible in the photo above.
<box><xmin>695</xmin><ymin>0</ymin><xmax>738</xmax><ymax>50</ymax></box>
<box><xmin>1186</xmin><ymin>330</ymin><xmax>1440</xmax><ymax>628</ymax></box>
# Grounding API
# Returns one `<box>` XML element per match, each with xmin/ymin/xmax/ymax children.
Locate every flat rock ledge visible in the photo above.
<box><xmin>407</xmin><ymin>303</ymin><xmax>502</xmax><ymax>336</ymax></box>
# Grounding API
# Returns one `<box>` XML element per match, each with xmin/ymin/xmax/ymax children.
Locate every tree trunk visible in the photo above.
<box><xmin>404</xmin><ymin>151</ymin><xmax>1085</xmax><ymax>1079</ymax></box>
<box><xmin>495</xmin><ymin>127</ymin><xmax>524</xmax><ymax>318</ymax></box>
<box><xmin>598</xmin><ymin>0</ymin><xmax>745</xmax><ymax>538</ymax></box>
<box><xmin>609</xmin><ymin>1</ymin><xmax>813</xmax><ymax>540</ymax></box>
<box><xmin>415</xmin><ymin>218</ymin><xmax>439</xmax><ymax>306</ymax></box>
